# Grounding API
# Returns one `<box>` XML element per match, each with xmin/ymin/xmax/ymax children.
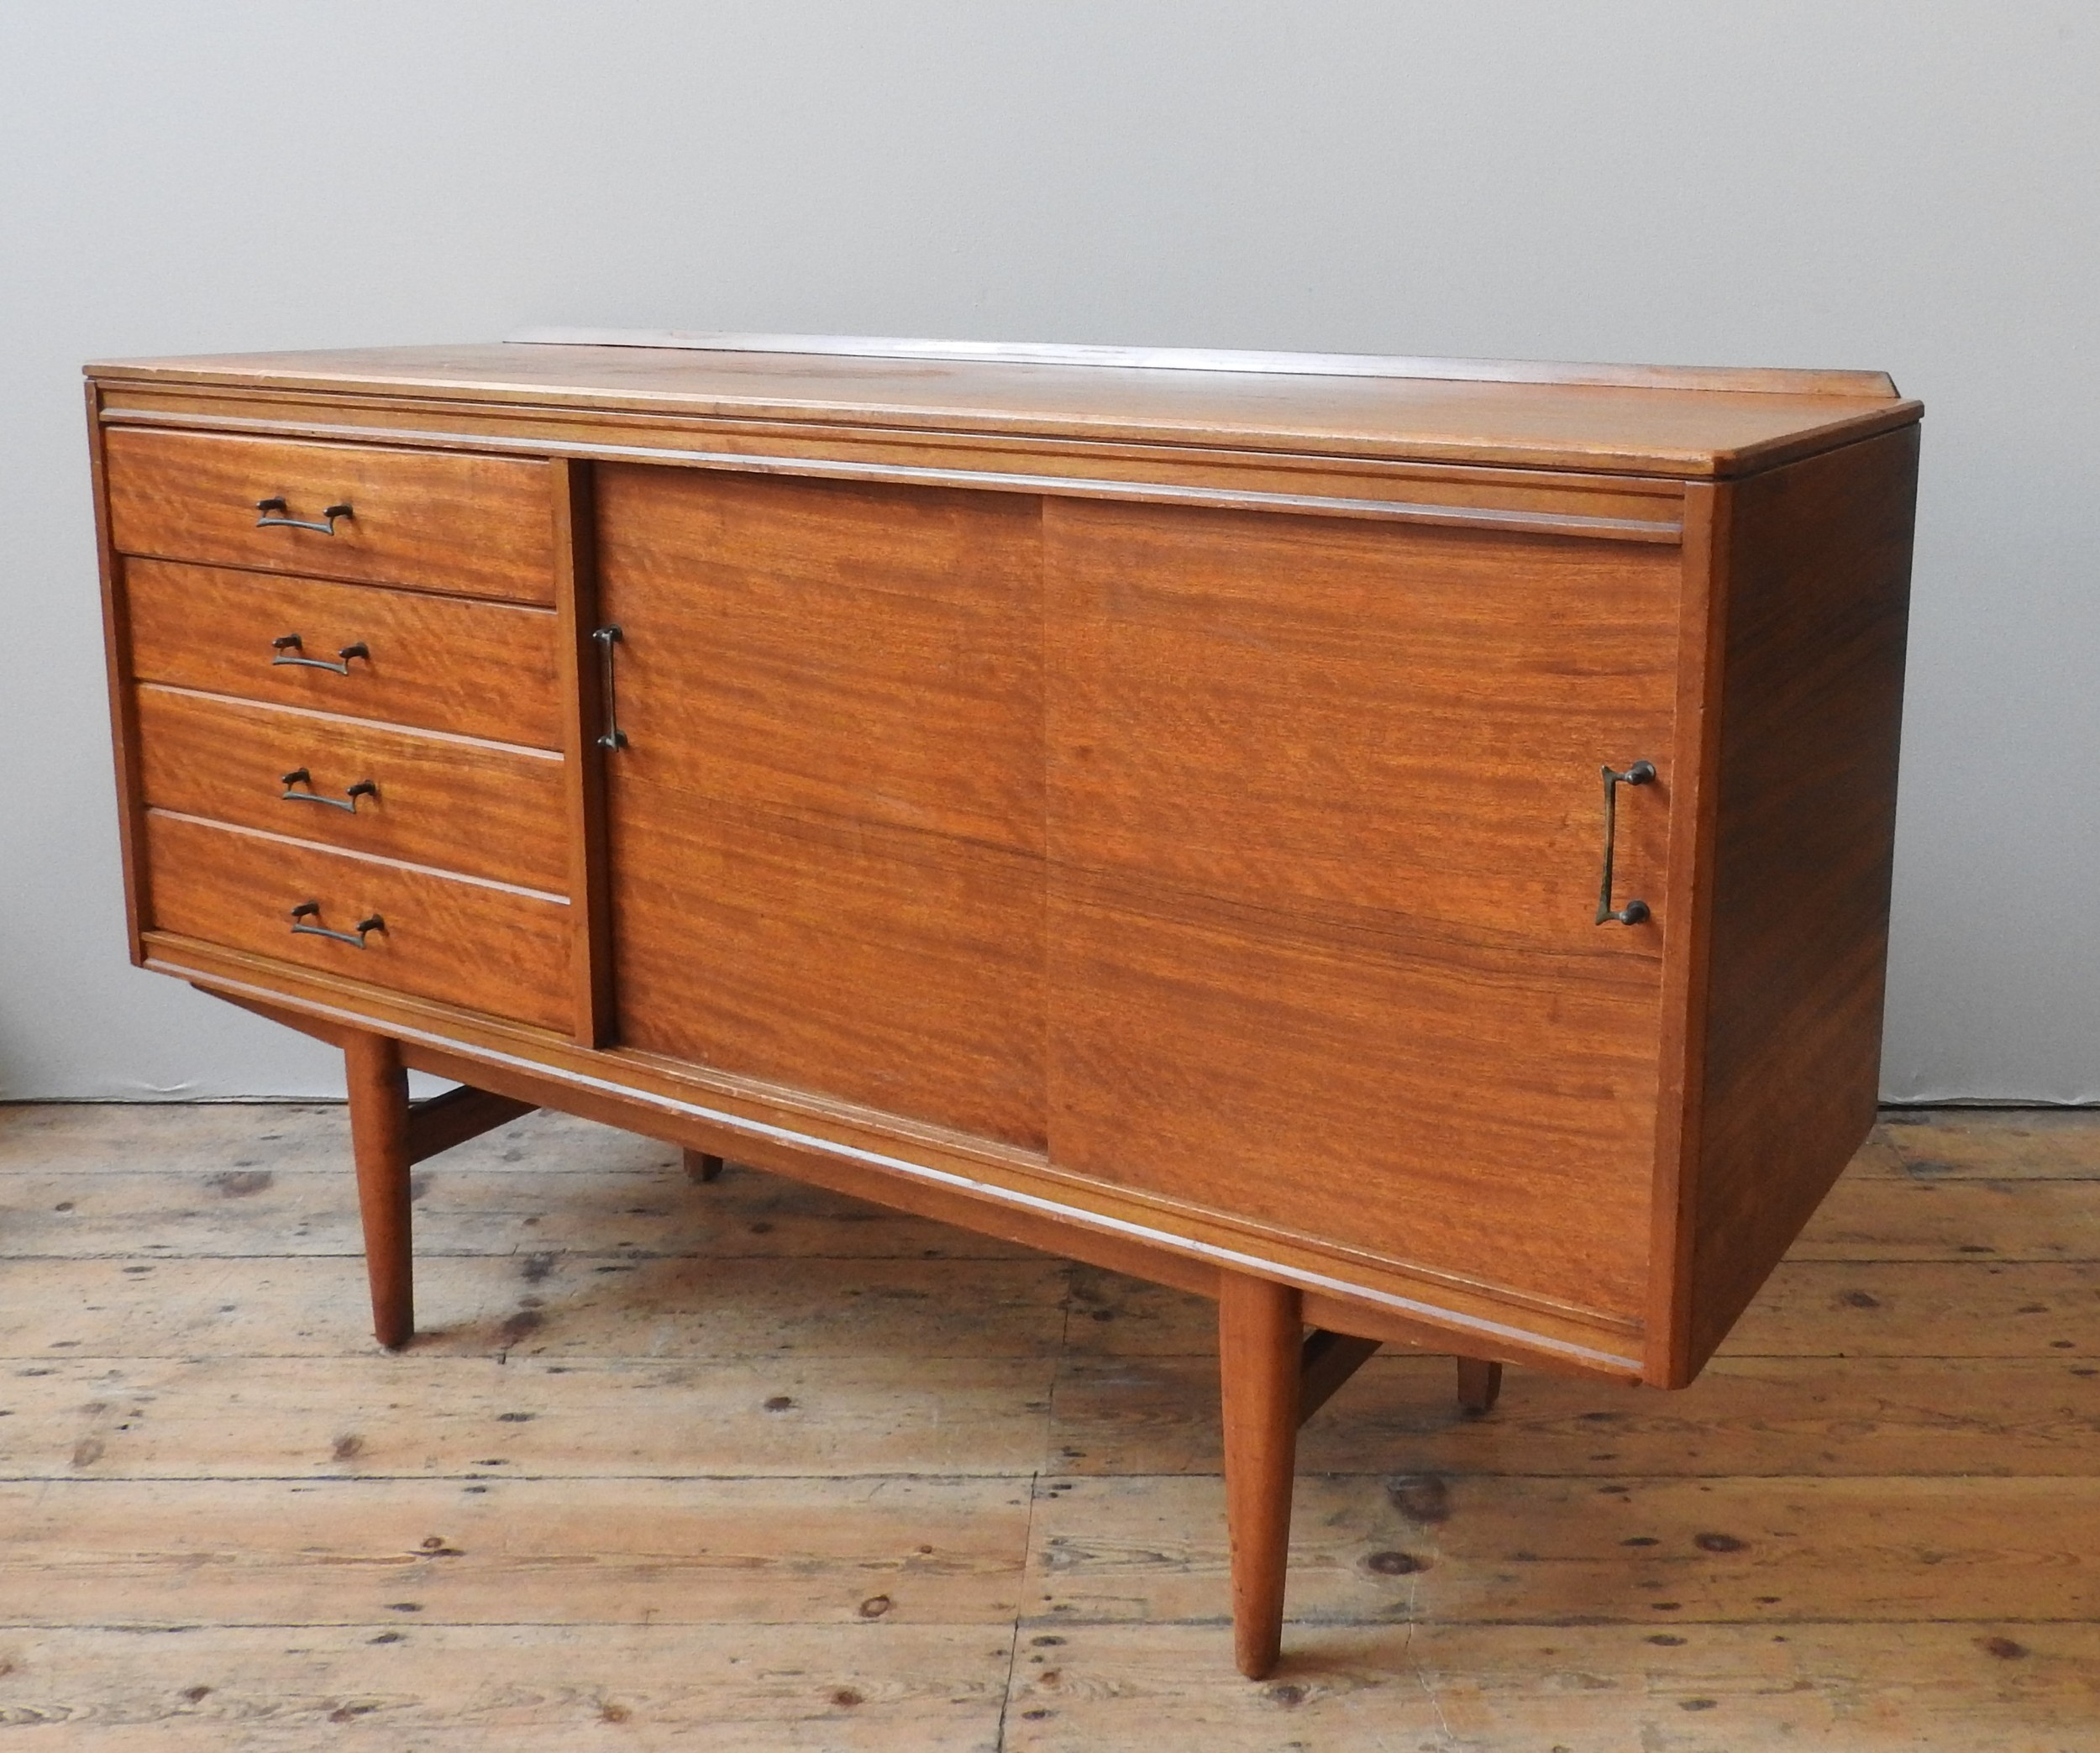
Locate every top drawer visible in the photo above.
<box><xmin>104</xmin><ymin>428</ymin><xmax>555</xmax><ymax>605</ymax></box>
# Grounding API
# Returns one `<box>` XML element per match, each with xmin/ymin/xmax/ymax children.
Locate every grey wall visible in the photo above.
<box><xmin>3</xmin><ymin>2</ymin><xmax>2094</xmax><ymax>1101</ymax></box>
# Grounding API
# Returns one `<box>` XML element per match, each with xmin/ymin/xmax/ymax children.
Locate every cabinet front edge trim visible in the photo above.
<box><xmin>97</xmin><ymin>407</ymin><xmax>1685</xmax><ymax>543</ymax></box>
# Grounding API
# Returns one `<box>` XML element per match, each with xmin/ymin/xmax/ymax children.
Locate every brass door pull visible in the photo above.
<box><xmin>280</xmin><ymin>769</ymin><xmax>377</xmax><ymax>812</ymax></box>
<box><xmin>288</xmin><ymin>900</ymin><xmax>383</xmax><ymax>947</ymax></box>
<box><xmin>255</xmin><ymin>496</ymin><xmax>353</xmax><ymax>535</ymax></box>
<box><xmin>1595</xmin><ymin>761</ymin><xmax>1656</xmax><ymax>926</ymax></box>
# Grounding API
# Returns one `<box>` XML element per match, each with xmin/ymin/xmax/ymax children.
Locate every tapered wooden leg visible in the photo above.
<box><xmin>1219</xmin><ymin>1273</ymin><xmax>1302</xmax><ymax>1679</ymax></box>
<box><xmin>344</xmin><ymin>1031</ymin><xmax>414</xmax><ymax>1350</ymax></box>
<box><xmin>1457</xmin><ymin>1356</ymin><xmax>1503</xmax><ymax>1415</ymax></box>
<box><xmin>683</xmin><ymin>1149</ymin><xmax>724</xmax><ymax>1184</ymax></box>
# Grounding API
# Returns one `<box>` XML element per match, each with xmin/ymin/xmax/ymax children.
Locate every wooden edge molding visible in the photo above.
<box><xmin>505</xmin><ymin>328</ymin><xmax>1903</xmax><ymax>400</ymax></box>
<box><xmin>1643</xmin><ymin>480</ymin><xmax>1734</xmax><ymax>1387</ymax></box>
<box><xmin>550</xmin><ymin>458</ymin><xmax>615</xmax><ymax>1045</ymax></box>
<box><xmin>89</xmin><ymin>405</ymin><xmax>1684</xmax><ymax>543</ymax></box>
<box><xmin>87</xmin><ymin>381</ymin><xmax>147</xmax><ymax>965</ymax></box>
<box><xmin>204</xmin><ymin>988</ymin><xmax>350</xmax><ymax>1047</ymax></box>
<box><xmin>86</xmin><ymin>360</ymin><xmax>1923</xmax><ymax>480</ymax></box>
<box><xmin>89</xmin><ymin>381</ymin><xmax>1693</xmax><ymax>512</ymax></box>
<box><xmin>156</xmin><ymin>941</ymin><xmax>1645</xmax><ymax>1381</ymax></box>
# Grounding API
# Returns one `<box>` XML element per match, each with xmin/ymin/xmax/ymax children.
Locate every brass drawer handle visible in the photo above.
<box><xmin>281</xmin><ymin>769</ymin><xmax>378</xmax><ymax>813</ymax></box>
<box><xmin>289</xmin><ymin>900</ymin><xmax>384</xmax><ymax>947</ymax></box>
<box><xmin>270</xmin><ymin>633</ymin><xmax>370</xmax><ymax>674</ymax></box>
<box><xmin>255</xmin><ymin>496</ymin><xmax>353</xmax><ymax>535</ymax></box>
<box><xmin>592</xmin><ymin>624</ymin><xmax>628</xmax><ymax>750</ymax></box>
<box><xmin>1594</xmin><ymin>760</ymin><xmax>1656</xmax><ymax>926</ymax></box>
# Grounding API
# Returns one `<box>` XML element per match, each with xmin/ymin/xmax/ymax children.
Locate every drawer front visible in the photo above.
<box><xmin>125</xmin><ymin>559</ymin><xmax>561</xmax><ymax>748</ymax></box>
<box><xmin>136</xmin><ymin>687</ymin><xmax>568</xmax><ymax>893</ymax></box>
<box><xmin>144</xmin><ymin>811</ymin><xmax>572</xmax><ymax>1031</ymax></box>
<box><xmin>106</xmin><ymin>428</ymin><xmax>554</xmax><ymax>604</ymax></box>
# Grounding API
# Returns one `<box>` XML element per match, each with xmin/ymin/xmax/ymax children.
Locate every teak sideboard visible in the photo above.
<box><xmin>86</xmin><ymin>332</ymin><xmax>1921</xmax><ymax>1677</ymax></box>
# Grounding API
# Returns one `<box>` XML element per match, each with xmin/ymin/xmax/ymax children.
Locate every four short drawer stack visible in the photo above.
<box><xmin>106</xmin><ymin>429</ymin><xmax>576</xmax><ymax>1031</ymax></box>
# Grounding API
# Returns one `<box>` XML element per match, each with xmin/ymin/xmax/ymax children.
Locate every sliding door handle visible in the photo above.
<box><xmin>1595</xmin><ymin>761</ymin><xmax>1656</xmax><ymax>926</ymax></box>
<box><xmin>592</xmin><ymin>624</ymin><xmax>628</xmax><ymax>750</ymax></box>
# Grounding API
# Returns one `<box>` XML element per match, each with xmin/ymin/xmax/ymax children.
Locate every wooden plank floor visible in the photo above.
<box><xmin>0</xmin><ymin>1102</ymin><xmax>2096</xmax><ymax>1750</ymax></box>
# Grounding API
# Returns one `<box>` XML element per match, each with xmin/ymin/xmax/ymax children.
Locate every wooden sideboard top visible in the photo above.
<box><xmin>86</xmin><ymin>332</ymin><xmax>1919</xmax><ymax>480</ymax></box>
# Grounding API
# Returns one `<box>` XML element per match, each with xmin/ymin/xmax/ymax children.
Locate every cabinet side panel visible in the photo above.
<box><xmin>1687</xmin><ymin>425</ymin><xmax>1920</xmax><ymax>1373</ymax></box>
<box><xmin>87</xmin><ymin>384</ymin><xmax>148</xmax><ymax>963</ymax></box>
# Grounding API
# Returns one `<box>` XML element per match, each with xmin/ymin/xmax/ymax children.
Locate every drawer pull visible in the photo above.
<box><xmin>1594</xmin><ymin>761</ymin><xmax>1656</xmax><ymax>926</ymax></box>
<box><xmin>270</xmin><ymin>633</ymin><xmax>371</xmax><ymax>674</ymax></box>
<box><xmin>255</xmin><ymin>496</ymin><xmax>354</xmax><ymax>535</ymax></box>
<box><xmin>280</xmin><ymin>768</ymin><xmax>379</xmax><ymax>813</ymax></box>
<box><xmin>288</xmin><ymin>900</ymin><xmax>384</xmax><ymax>947</ymax></box>
<box><xmin>592</xmin><ymin>624</ymin><xmax>629</xmax><ymax>750</ymax></box>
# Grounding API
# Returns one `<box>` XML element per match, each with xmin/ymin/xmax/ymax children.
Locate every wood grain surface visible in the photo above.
<box><xmin>83</xmin><ymin>344</ymin><xmax>1929</xmax><ymax>1669</ymax></box>
<box><xmin>143</xmin><ymin>811</ymin><xmax>572</xmax><ymax>1031</ymax></box>
<box><xmin>1217</xmin><ymin>1275</ymin><xmax>1303</xmax><ymax>1677</ymax></box>
<box><xmin>1049</xmin><ymin>871</ymin><xmax>1662</xmax><ymax>1325</ymax></box>
<box><xmin>0</xmin><ymin>1102</ymin><xmax>2092</xmax><ymax>1750</ymax></box>
<box><xmin>1045</xmin><ymin>497</ymin><xmax>1678</xmax><ymax>950</ymax></box>
<box><xmin>134</xmin><ymin>928</ymin><xmax>1642</xmax><ymax>1372</ymax></box>
<box><xmin>104</xmin><ymin>426</ymin><xmax>555</xmax><ymax>603</ymax></box>
<box><xmin>86</xmin><ymin>381</ymin><xmax>150</xmax><ymax>961</ymax></box>
<box><xmin>1683</xmin><ymin>426</ymin><xmax>1922</xmax><ymax>1376</ymax></box>
<box><xmin>1025</xmin><ymin>1472</ymin><xmax>2100</xmax><ymax>1624</ymax></box>
<box><xmin>87</xmin><ymin>339</ymin><xmax>1921</xmax><ymax>479</ymax></box>
<box><xmin>94</xmin><ymin>381</ymin><xmax>1696</xmax><ymax>536</ymax></box>
<box><xmin>134</xmin><ymin>685</ymin><xmax>566</xmax><ymax>890</ymax></box>
<box><xmin>405</xmin><ymin>1084</ymin><xmax>538</xmax><ymax>1165</ymax></box>
<box><xmin>123</xmin><ymin>558</ymin><xmax>561</xmax><ymax>748</ymax></box>
<box><xmin>997</xmin><ymin>1623</ymin><xmax>2100</xmax><ymax>1753</ymax></box>
<box><xmin>344</xmin><ymin>1031</ymin><xmax>414</xmax><ymax>1349</ymax></box>
<box><xmin>610</xmin><ymin>787</ymin><xmax>1046</xmax><ymax>1148</ymax></box>
<box><xmin>0</xmin><ymin>1253</ymin><xmax>1077</xmax><ymax>1362</ymax></box>
<box><xmin>1043</xmin><ymin>496</ymin><xmax>1677</xmax><ymax>1327</ymax></box>
<box><xmin>0</xmin><ymin>1474</ymin><xmax>1029</xmax><ymax>1627</ymax></box>
<box><xmin>599</xmin><ymin>465</ymin><xmax>1047</xmax><ymax>1148</ymax></box>
<box><xmin>0</xmin><ymin>1624</ymin><xmax>1013</xmax><ymax>1752</ymax></box>
<box><xmin>1874</xmin><ymin>1107</ymin><xmax>2100</xmax><ymax>1178</ymax></box>
<box><xmin>87</xmin><ymin>351</ymin><xmax>1924</xmax><ymax>1410</ymax></box>
<box><xmin>596</xmin><ymin>465</ymin><xmax>1043</xmax><ymax>849</ymax></box>
<box><xmin>1037</xmin><ymin>1254</ymin><xmax>2100</xmax><ymax>1367</ymax></box>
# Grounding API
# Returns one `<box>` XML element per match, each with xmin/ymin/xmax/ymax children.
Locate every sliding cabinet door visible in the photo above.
<box><xmin>1046</xmin><ymin>499</ymin><xmax>1680</xmax><ymax>1327</ymax></box>
<box><xmin>596</xmin><ymin>465</ymin><xmax>1047</xmax><ymax>1149</ymax></box>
